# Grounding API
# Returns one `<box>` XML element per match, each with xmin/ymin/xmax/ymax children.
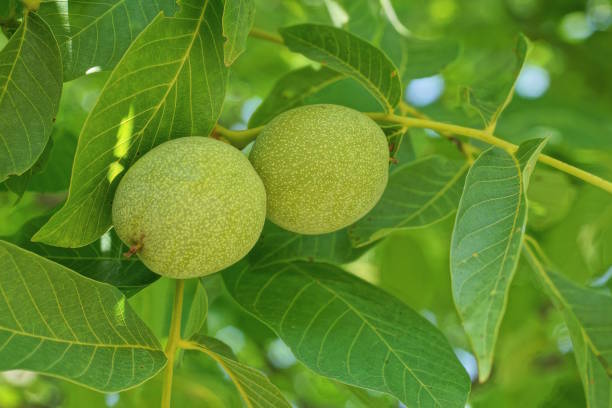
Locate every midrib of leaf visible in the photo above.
<box><xmin>287</xmin><ymin>263</ymin><xmax>442</xmax><ymax>406</ymax></box>
<box><xmin>524</xmin><ymin>242</ymin><xmax>611</xmax><ymax>375</ymax></box>
<box><xmin>282</xmin><ymin>30</ymin><xmax>393</xmax><ymax>112</ymax></box>
<box><xmin>479</xmin><ymin>153</ymin><xmax>523</xmax><ymax>363</ymax></box>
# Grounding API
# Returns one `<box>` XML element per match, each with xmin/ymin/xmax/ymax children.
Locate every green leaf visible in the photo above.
<box><xmin>249</xmin><ymin>66</ymin><xmax>344</xmax><ymax>127</ymax></box>
<box><xmin>279</xmin><ymin>24</ymin><xmax>402</xmax><ymax>112</ymax></box>
<box><xmin>182</xmin><ymin>280</ymin><xmax>208</xmax><ymax>339</ymax></box>
<box><xmin>186</xmin><ymin>335</ymin><xmax>291</xmax><ymax>407</ymax></box>
<box><xmin>0</xmin><ymin>240</ymin><xmax>166</xmax><ymax>392</ymax></box>
<box><xmin>223</xmin><ymin>261</ymin><xmax>471</xmax><ymax>408</ymax></box>
<box><xmin>3</xmin><ymin>135</ymin><xmax>53</xmax><ymax>199</ymax></box>
<box><xmin>0</xmin><ymin>12</ymin><xmax>62</xmax><ymax>183</ymax></box>
<box><xmin>222</xmin><ymin>0</ymin><xmax>255</xmax><ymax>66</ymax></box>
<box><xmin>250</xmin><ymin>221</ymin><xmax>368</xmax><ymax>267</ymax></box>
<box><xmin>10</xmin><ymin>215</ymin><xmax>158</xmax><ymax>297</ymax></box>
<box><xmin>38</xmin><ymin>0</ymin><xmax>178</xmax><ymax>81</ymax></box>
<box><xmin>33</xmin><ymin>0</ymin><xmax>228</xmax><ymax>247</ymax></box>
<box><xmin>524</xmin><ymin>240</ymin><xmax>612</xmax><ymax>408</ymax></box>
<box><xmin>450</xmin><ymin>138</ymin><xmax>546</xmax><ymax>382</ymax></box>
<box><xmin>384</xmin><ymin>35</ymin><xmax>460</xmax><ymax>82</ymax></box>
<box><xmin>349</xmin><ymin>156</ymin><xmax>468</xmax><ymax>247</ymax></box>
<box><xmin>461</xmin><ymin>34</ymin><xmax>529</xmax><ymax>131</ymax></box>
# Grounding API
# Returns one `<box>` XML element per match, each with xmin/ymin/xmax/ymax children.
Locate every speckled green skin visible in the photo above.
<box><xmin>112</xmin><ymin>137</ymin><xmax>266</xmax><ymax>279</ymax></box>
<box><xmin>250</xmin><ymin>104</ymin><xmax>389</xmax><ymax>235</ymax></box>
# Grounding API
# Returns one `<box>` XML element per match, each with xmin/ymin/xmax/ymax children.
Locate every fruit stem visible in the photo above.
<box><xmin>249</xmin><ymin>27</ymin><xmax>284</xmax><ymax>45</ymax></box>
<box><xmin>213</xmin><ymin>124</ymin><xmax>264</xmax><ymax>149</ymax></box>
<box><xmin>366</xmin><ymin>112</ymin><xmax>612</xmax><ymax>194</ymax></box>
<box><xmin>161</xmin><ymin>279</ymin><xmax>185</xmax><ymax>408</ymax></box>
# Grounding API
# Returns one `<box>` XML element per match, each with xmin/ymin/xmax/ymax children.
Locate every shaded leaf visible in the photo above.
<box><xmin>38</xmin><ymin>0</ymin><xmax>177</xmax><ymax>80</ymax></box>
<box><xmin>182</xmin><ymin>280</ymin><xmax>208</xmax><ymax>339</ymax></box>
<box><xmin>0</xmin><ymin>240</ymin><xmax>166</xmax><ymax>392</ymax></box>
<box><xmin>0</xmin><ymin>12</ymin><xmax>62</xmax><ymax>182</ymax></box>
<box><xmin>524</xmin><ymin>239</ymin><xmax>612</xmax><ymax>407</ymax></box>
<box><xmin>222</xmin><ymin>0</ymin><xmax>255</xmax><ymax>66</ymax></box>
<box><xmin>4</xmin><ymin>136</ymin><xmax>53</xmax><ymax>199</ymax></box>
<box><xmin>223</xmin><ymin>261</ymin><xmax>471</xmax><ymax>408</ymax></box>
<box><xmin>349</xmin><ymin>156</ymin><xmax>468</xmax><ymax>247</ymax></box>
<box><xmin>33</xmin><ymin>0</ymin><xmax>228</xmax><ymax>247</ymax></box>
<box><xmin>279</xmin><ymin>24</ymin><xmax>401</xmax><ymax>112</ymax></box>
<box><xmin>461</xmin><ymin>34</ymin><xmax>529</xmax><ymax>130</ymax></box>
<box><xmin>10</xmin><ymin>215</ymin><xmax>158</xmax><ymax>297</ymax></box>
<box><xmin>249</xmin><ymin>66</ymin><xmax>344</xmax><ymax>127</ymax></box>
<box><xmin>186</xmin><ymin>335</ymin><xmax>291</xmax><ymax>407</ymax></box>
<box><xmin>250</xmin><ymin>221</ymin><xmax>368</xmax><ymax>267</ymax></box>
<box><xmin>450</xmin><ymin>138</ymin><xmax>546</xmax><ymax>381</ymax></box>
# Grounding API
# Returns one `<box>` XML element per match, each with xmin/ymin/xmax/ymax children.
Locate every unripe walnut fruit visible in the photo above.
<box><xmin>249</xmin><ymin>104</ymin><xmax>389</xmax><ymax>235</ymax></box>
<box><xmin>112</xmin><ymin>137</ymin><xmax>266</xmax><ymax>279</ymax></box>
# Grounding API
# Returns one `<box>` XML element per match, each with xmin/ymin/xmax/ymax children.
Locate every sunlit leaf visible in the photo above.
<box><xmin>186</xmin><ymin>335</ymin><xmax>291</xmax><ymax>407</ymax></box>
<box><xmin>0</xmin><ymin>12</ymin><xmax>62</xmax><ymax>183</ymax></box>
<box><xmin>38</xmin><ymin>0</ymin><xmax>177</xmax><ymax>80</ymax></box>
<box><xmin>249</xmin><ymin>66</ymin><xmax>344</xmax><ymax>127</ymax></box>
<box><xmin>222</xmin><ymin>0</ymin><xmax>255</xmax><ymax>66</ymax></box>
<box><xmin>279</xmin><ymin>24</ymin><xmax>402</xmax><ymax>112</ymax></box>
<box><xmin>524</xmin><ymin>239</ymin><xmax>612</xmax><ymax>407</ymax></box>
<box><xmin>350</xmin><ymin>155</ymin><xmax>468</xmax><ymax>247</ymax></box>
<box><xmin>0</xmin><ymin>240</ymin><xmax>166</xmax><ymax>392</ymax></box>
<box><xmin>33</xmin><ymin>0</ymin><xmax>228</xmax><ymax>247</ymax></box>
<box><xmin>223</xmin><ymin>261</ymin><xmax>471</xmax><ymax>407</ymax></box>
<box><xmin>450</xmin><ymin>138</ymin><xmax>546</xmax><ymax>381</ymax></box>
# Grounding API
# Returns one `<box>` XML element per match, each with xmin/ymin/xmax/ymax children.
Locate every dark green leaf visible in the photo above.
<box><xmin>10</xmin><ymin>215</ymin><xmax>158</xmax><ymax>297</ymax></box>
<box><xmin>186</xmin><ymin>335</ymin><xmax>292</xmax><ymax>407</ymax></box>
<box><xmin>450</xmin><ymin>138</ymin><xmax>546</xmax><ymax>381</ymax></box>
<box><xmin>250</xmin><ymin>221</ymin><xmax>367</xmax><ymax>267</ymax></box>
<box><xmin>0</xmin><ymin>12</ymin><xmax>62</xmax><ymax>182</ymax></box>
<box><xmin>249</xmin><ymin>66</ymin><xmax>344</xmax><ymax>127</ymax></box>
<box><xmin>279</xmin><ymin>24</ymin><xmax>401</xmax><ymax>112</ymax></box>
<box><xmin>3</xmin><ymin>136</ymin><xmax>53</xmax><ymax>199</ymax></box>
<box><xmin>38</xmin><ymin>0</ymin><xmax>178</xmax><ymax>80</ymax></box>
<box><xmin>524</xmin><ymin>240</ymin><xmax>612</xmax><ymax>407</ymax></box>
<box><xmin>0</xmin><ymin>240</ymin><xmax>166</xmax><ymax>392</ymax></box>
<box><xmin>349</xmin><ymin>156</ymin><xmax>468</xmax><ymax>247</ymax></box>
<box><xmin>223</xmin><ymin>261</ymin><xmax>471</xmax><ymax>407</ymax></box>
<box><xmin>33</xmin><ymin>0</ymin><xmax>228</xmax><ymax>247</ymax></box>
<box><xmin>182</xmin><ymin>280</ymin><xmax>208</xmax><ymax>339</ymax></box>
<box><xmin>222</xmin><ymin>0</ymin><xmax>255</xmax><ymax>66</ymax></box>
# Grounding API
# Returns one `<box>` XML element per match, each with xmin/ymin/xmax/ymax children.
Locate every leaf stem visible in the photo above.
<box><xmin>249</xmin><ymin>27</ymin><xmax>284</xmax><ymax>45</ymax></box>
<box><xmin>213</xmin><ymin>124</ymin><xmax>264</xmax><ymax>149</ymax></box>
<box><xmin>366</xmin><ymin>112</ymin><xmax>612</xmax><ymax>193</ymax></box>
<box><xmin>161</xmin><ymin>279</ymin><xmax>185</xmax><ymax>408</ymax></box>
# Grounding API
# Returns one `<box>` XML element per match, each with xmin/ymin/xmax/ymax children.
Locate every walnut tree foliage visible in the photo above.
<box><xmin>1</xmin><ymin>0</ymin><xmax>611</xmax><ymax>407</ymax></box>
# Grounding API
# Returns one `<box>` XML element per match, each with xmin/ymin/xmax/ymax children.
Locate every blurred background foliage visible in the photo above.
<box><xmin>1</xmin><ymin>0</ymin><xmax>611</xmax><ymax>406</ymax></box>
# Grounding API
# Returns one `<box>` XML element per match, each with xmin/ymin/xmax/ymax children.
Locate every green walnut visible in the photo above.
<box><xmin>112</xmin><ymin>137</ymin><xmax>266</xmax><ymax>279</ymax></box>
<box><xmin>249</xmin><ymin>104</ymin><xmax>389</xmax><ymax>234</ymax></box>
